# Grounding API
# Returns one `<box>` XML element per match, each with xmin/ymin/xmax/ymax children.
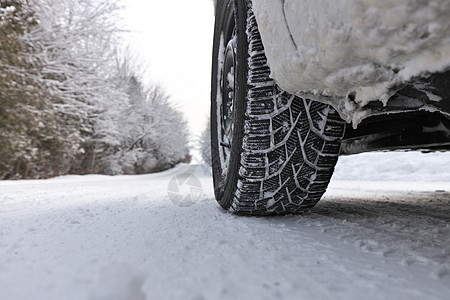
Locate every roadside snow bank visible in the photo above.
<box><xmin>333</xmin><ymin>151</ymin><xmax>450</xmax><ymax>182</ymax></box>
<box><xmin>253</xmin><ymin>0</ymin><xmax>450</xmax><ymax>126</ymax></box>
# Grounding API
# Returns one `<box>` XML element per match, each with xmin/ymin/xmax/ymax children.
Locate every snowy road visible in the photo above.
<box><xmin>1</xmin><ymin>153</ymin><xmax>450</xmax><ymax>300</ymax></box>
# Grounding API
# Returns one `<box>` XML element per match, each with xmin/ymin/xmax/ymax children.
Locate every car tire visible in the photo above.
<box><xmin>211</xmin><ymin>0</ymin><xmax>346</xmax><ymax>215</ymax></box>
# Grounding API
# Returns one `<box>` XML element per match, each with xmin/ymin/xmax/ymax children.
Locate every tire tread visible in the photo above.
<box><xmin>229</xmin><ymin>2</ymin><xmax>345</xmax><ymax>215</ymax></box>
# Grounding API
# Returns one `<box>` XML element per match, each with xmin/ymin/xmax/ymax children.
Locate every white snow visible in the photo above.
<box><xmin>252</xmin><ymin>0</ymin><xmax>450</xmax><ymax>126</ymax></box>
<box><xmin>333</xmin><ymin>151</ymin><xmax>450</xmax><ymax>182</ymax></box>
<box><xmin>1</xmin><ymin>152</ymin><xmax>450</xmax><ymax>299</ymax></box>
<box><xmin>88</xmin><ymin>263</ymin><xmax>147</xmax><ymax>300</ymax></box>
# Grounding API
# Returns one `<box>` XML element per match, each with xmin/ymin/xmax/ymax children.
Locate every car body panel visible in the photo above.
<box><xmin>252</xmin><ymin>0</ymin><xmax>450</xmax><ymax>127</ymax></box>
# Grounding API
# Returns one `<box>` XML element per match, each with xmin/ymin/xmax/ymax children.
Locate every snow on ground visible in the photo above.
<box><xmin>333</xmin><ymin>151</ymin><xmax>450</xmax><ymax>182</ymax></box>
<box><xmin>0</xmin><ymin>152</ymin><xmax>450</xmax><ymax>300</ymax></box>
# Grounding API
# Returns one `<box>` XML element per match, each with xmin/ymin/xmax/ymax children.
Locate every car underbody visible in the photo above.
<box><xmin>342</xmin><ymin>69</ymin><xmax>450</xmax><ymax>154</ymax></box>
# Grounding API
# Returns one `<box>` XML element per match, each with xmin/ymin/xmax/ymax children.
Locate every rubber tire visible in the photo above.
<box><xmin>211</xmin><ymin>0</ymin><xmax>346</xmax><ymax>215</ymax></box>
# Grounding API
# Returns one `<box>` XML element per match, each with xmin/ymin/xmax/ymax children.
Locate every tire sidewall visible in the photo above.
<box><xmin>211</xmin><ymin>0</ymin><xmax>248</xmax><ymax>209</ymax></box>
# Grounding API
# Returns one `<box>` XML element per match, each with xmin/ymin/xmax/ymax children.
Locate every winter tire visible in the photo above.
<box><xmin>210</xmin><ymin>0</ymin><xmax>346</xmax><ymax>215</ymax></box>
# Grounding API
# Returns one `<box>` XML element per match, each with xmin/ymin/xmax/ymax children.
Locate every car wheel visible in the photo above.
<box><xmin>210</xmin><ymin>0</ymin><xmax>345</xmax><ymax>215</ymax></box>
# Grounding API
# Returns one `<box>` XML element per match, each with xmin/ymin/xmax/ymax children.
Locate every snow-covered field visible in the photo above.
<box><xmin>1</xmin><ymin>152</ymin><xmax>449</xmax><ymax>300</ymax></box>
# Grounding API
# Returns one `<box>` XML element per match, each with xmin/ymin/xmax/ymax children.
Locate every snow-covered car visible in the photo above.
<box><xmin>210</xmin><ymin>0</ymin><xmax>450</xmax><ymax>215</ymax></box>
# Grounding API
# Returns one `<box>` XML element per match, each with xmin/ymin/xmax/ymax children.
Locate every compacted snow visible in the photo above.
<box><xmin>1</xmin><ymin>152</ymin><xmax>450</xmax><ymax>300</ymax></box>
<box><xmin>252</xmin><ymin>0</ymin><xmax>450</xmax><ymax>125</ymax></box>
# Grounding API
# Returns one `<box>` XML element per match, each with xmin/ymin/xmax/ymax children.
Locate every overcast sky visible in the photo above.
<box><xmin>120</xmin><ymin>0</ymin><xmax>215</xmax><ymax>142</ymax></box>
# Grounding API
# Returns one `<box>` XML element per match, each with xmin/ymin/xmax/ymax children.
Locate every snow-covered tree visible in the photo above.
<box><xmin>200</xmin><ymin>119</ymin><xmax>211</xmax><ymax>165</ymax></box>
<box><xmin>25</xmin><ymin>0</ymin><xmax>127</xmax><ymax>174</ymax></box>
<box><xmin>0</xmin><ymin>0</ymin><xmax>190</xmax><ymax>179</ymax></box>
<box><xmin>0</xmin><ymin>0</ymin><xmax>70</xmax><ymax>179</ymax></box>
<box><xmin>97</xmin><ymin>54</ymin><xmax>190</xmax><ymax>175</ymax></box>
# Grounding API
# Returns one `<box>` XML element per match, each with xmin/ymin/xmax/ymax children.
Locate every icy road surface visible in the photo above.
<box><xmin>1</xmin><ymin>152</ymin><xmax>450</xmax><ymax>300</ymax></box>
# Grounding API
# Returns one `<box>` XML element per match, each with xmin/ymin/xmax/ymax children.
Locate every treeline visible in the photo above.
<box><xmin>200</xmin><ymin>119</ymin><xmax>211</xmax><ymax>166</ymax></box>
<box><xmin>0</xmin><ymin>0</ymin><xmax>190</xmax><ymax>179</ymax></box>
